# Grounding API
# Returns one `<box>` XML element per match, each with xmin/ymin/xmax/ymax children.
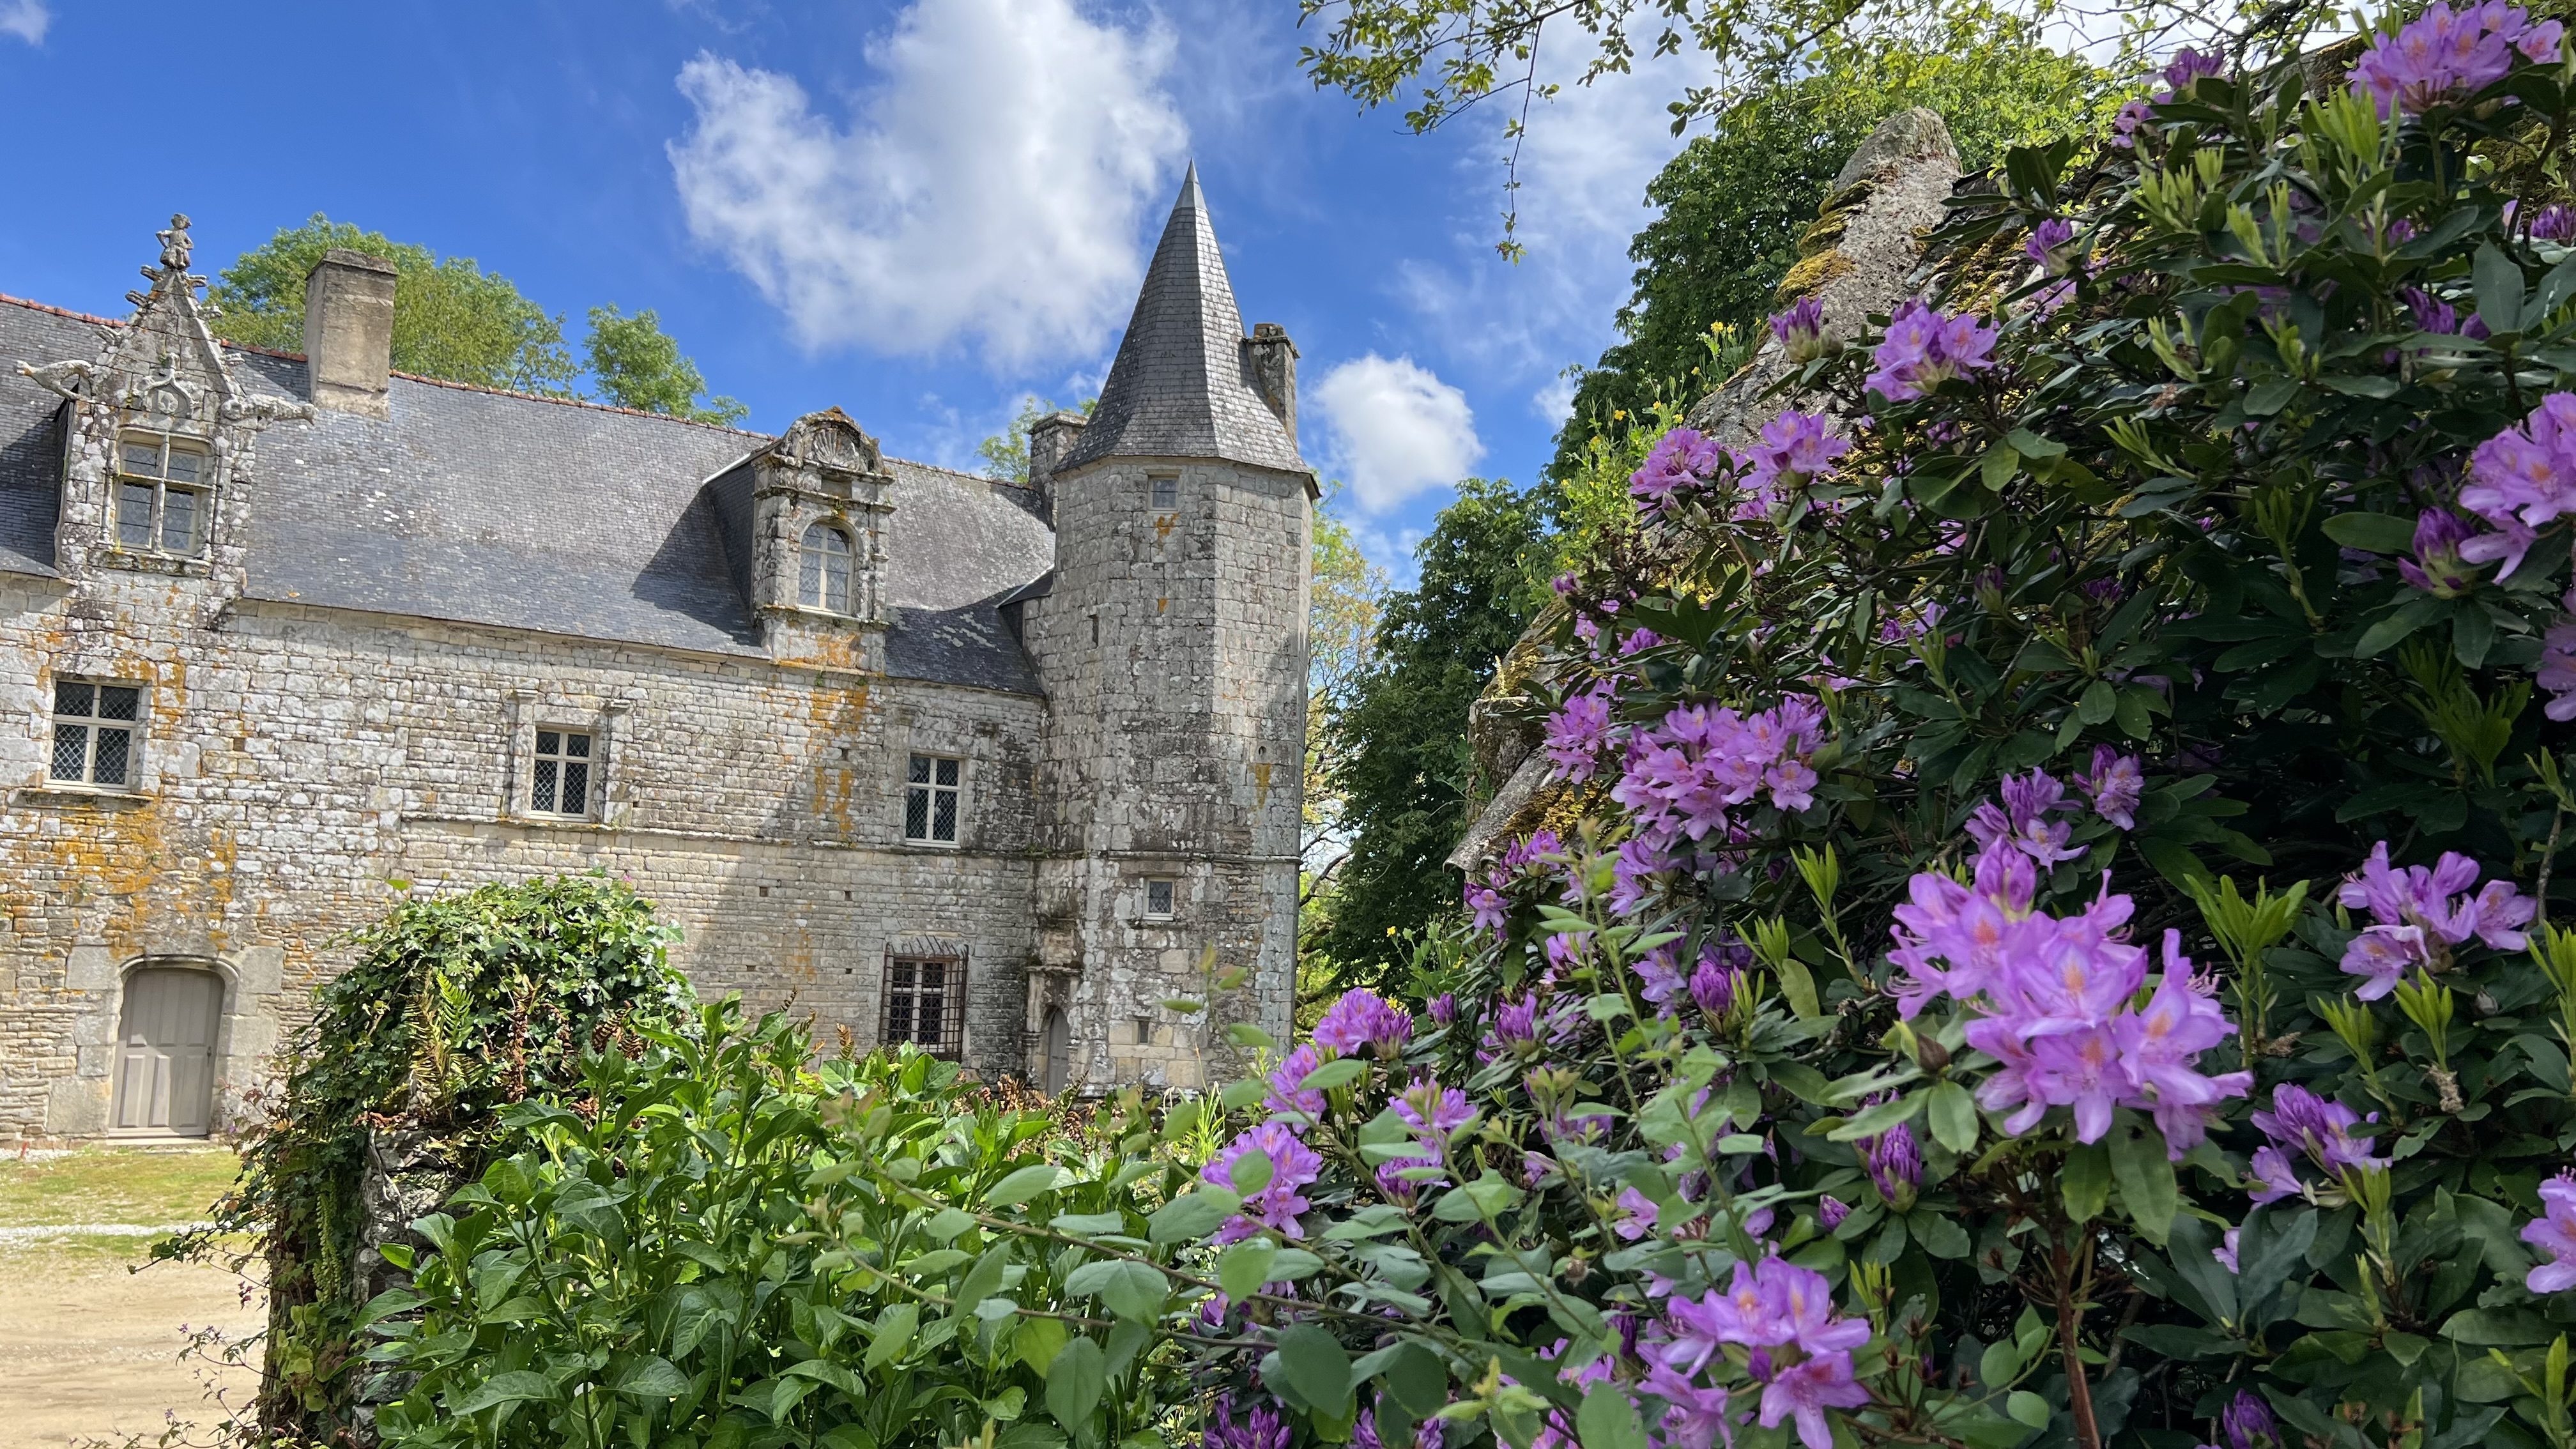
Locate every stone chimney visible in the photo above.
<box><xmin>1245</xmin><ymin>323</ymin><xmax>1298</xmax><ymax>447</ymax></box>
<box><xmin>1027</xmin><ymin>410</ymin><xmax>1089</xmax><ymax>521</ymax></box>
<box><xmin>302</xmin><ymin>249</ymin><xmax>398</xmax><ymax>418</ymax></box>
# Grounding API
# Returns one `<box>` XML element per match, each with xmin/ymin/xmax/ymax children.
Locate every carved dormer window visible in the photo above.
<box><xmin>800</xmin><ymin>521</ymin><xmax>855</xmax><ymax>614</ymax></box>
<box><xmin>115</xmin><ymin>432</ymin><xmax>210</xmax><ymax>556</ymax></box>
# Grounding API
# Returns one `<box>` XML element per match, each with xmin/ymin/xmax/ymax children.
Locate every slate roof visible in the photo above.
<box><xmin>1057</xmin><ymin>165</ymin><xmax>1307</xmax><ymax>477</ymax></box>
<box><xmin>0</xmin><ymin>295</ymin><xmax>1054</xmax><ymax>694</ymax></box>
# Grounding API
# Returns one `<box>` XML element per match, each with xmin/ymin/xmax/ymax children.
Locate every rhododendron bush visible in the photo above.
<box><xmin>919</xmin><ymin>22</ymin><xmax>2576</xmax><ymax>1449</ymax></box>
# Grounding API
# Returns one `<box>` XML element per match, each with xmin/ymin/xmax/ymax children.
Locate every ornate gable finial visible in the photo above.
<box><xmin>157</xmin><ymin>213</ymin><xmax>193</xmax><ymax>273</ymax></box>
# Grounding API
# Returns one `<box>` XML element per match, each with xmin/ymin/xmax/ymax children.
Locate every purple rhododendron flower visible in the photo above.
<box><xmin>2112</xmin><ymin>48</ymin><xmax>2228</xmax><ymax>148</ymax></box>
<box><xmin>1465</xmin><ymin>882</ymin><xmax>1507</xmax><ymax>936</ymax></box>
<box><xmin>1862</xmin><ymin>1119</ymin><xmax>1923</xmax><ymax>1209</ymax></box>
<box><xmin>1314</xmin><ymin>987</ymin><xmax>1413</xmax><ymax>1056</ymax></box>
<box><xmin>2542</xmin><ymin>590</ymin><xmax>2576</xmax><ymax>721</ymax></box>
<box><xmin>1630</xmin><ymin>427</ymin><xmax>1742</xmax><ymax>518</ymax></box>
<box><xmin>1865</xmin><ymin>299</ymin><xmax>2000</xmax><ymax>402</ymax></box>
<box><xmin>1817</xmin><ymin>1195</ymin><xmax>1850</xmax><ymax>1229</ymax></box>
<box><xmin>1889</xmin><ymin>840</ymin><xmax>2251</xmax><ymax>1153</ymax></box>
<box><xmin>2535</xmin><ymin>203</ymin><xmax>2576</xmax><ymax>242</ymax></box>
<box><xmin>1965</xmin><ymin>768</ymin><xmax>2085</xmax><ymax>865</ymax></box>
<box><xmin>2079</xmin><ymin>747</ymin><xmax>2145</xmax><ymax>830</ymax></box>
<box><xmin>1615</xmin><ymin>1186</ymin><xmax>1662</xmax><ymax>1241</ymax></box>
<box><xmin>1761</xmin><ymin>1354</ymin><xmax>1870</xmax><ymax>1449</ymax></box>
<box><xmin>2163</xmin><ymin>47</ymin><xmax>2227</xmax><ymax>89</ymax></box>
<box><xmin>2350</xmin><ymin>1</ymin><xmax>2562</xmax><ymax>116</ymax></box>
<box><xmin>1545</xmin><ymin>686</ymin><xmax>1620</xmax><ymax>782</ymax></box>
<box><xmin>1609</xmin><ymin>694</ymin><xmax>1828</xmax><ymax>844</ymax></box>
<box><xmin>1692</xmin><ymin>951</ymin><xmax>1749</xmax><ymax>1024</ymax></box>
<box><xmin>1202</xmin><ymin>1122</ymin><xmax>1323</xmax><ymax>1243</ymax></box>
<box><xmin>1637</xmin><ymin>944</ymin><xmax>1690</xmax><ymax>1006</ymax></box>
<box><xmin>1207</xmin><ymin>1396</ymin><xmax>1292</xmax><ymax>1449</ymax></box>
<box><xmin>2398</xmin><ymin>509</ymin><xmax>2486</xmax><ymax>596</ymax></box>
<box><xmin>1426</xmin><ymin>992</ymin><xmax>1456</xmax><ymax>1025</ymax></box>
<box><xmin>2247</xmin><ymin>1084</ymin><xmax>2389</xmax><ymax>1204</ymax></box>
<box><xmin>2215</xmin><ymin>1226</ymin><xmax>2242</xmax><ymax>1275</ymax></box>
<box><xmin>1644</xmin><ymin>1365</ymin><xmax>1737</xmax><ymax>1449</ymax></box>
<box><xmin>2026</xmin><ymin>217</ymin><xmax>2078</xmax><ymax>275</ymax></box>
<box><xmin>2223</xmin><ymin>1389</ymin><xmax>2276</xmax><ymax>1449</ymax></box>
<box><xmin>1394</xmin><ymin>1078</ymin><xmax>1475</xmax><ymax>1144</ymax></box>
<box><xmin>1266</xmin><ymin>1045</ymin><xmax>1325</xmax><ymax>1117</ymax></box>
<box><xmin>2334</xmin><ymin>841</ymin><xmax>2533</xmax><ymax>995</ymax></box>
<box><xmin>2524</xmin><ymin>1172</ymin><xmax>2576</xmax><ymax>1292</ymax></box>
<box><xmin>1746</xmin><ymin>410</ymin><xmax>1850</xmax><ymax>494</ymax></box>
<box><xmin>1772</xmin><ymin>296</ymin><xmax>1828</xmax><ymax>363</ymax></box>
<box><xmin>1355</xmin><ymin>1411</ymin><xmax>1446</xmax><ymax>1449</ymax></box>
<box><xmin>2462</xmin><ymin>394</ymin><xmax>2576</xmax><ymax>578</ymax></box>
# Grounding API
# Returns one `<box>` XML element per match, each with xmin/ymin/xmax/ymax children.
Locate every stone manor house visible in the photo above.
<box><xmin>0</xmin><ymin>169</ymin><xmax>1310</xmax><ymax>1142</ymax></box>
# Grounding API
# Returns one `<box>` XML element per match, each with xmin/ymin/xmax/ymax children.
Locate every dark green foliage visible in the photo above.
<box><xmin>1312</xmin><ymin>477</ymin><xmax>1555</xmax><ymax>977</ymax></box>
<box><xmin>211</xmin><ymin>215</ymin><xmax>582</xmax><ymax>397</ymax></box>
<box><xmin>365</xmin><ymin>1003</ymin><xmax>1204</xmax><ymax>1449</ymax></box>
<box><xmin>584</xmin><ymin>305</ymin><xmax>749</xmax><ymax>426</ymax></box>
<box><xmin>1548</xmin><ymin>13</ymin><xmax>2107</xmax><ymax>481</ymax></box>
<box><xmin>178</xmin><ymin>873</ymin><xmax>689</xmax><ymax>1441</ymax></box>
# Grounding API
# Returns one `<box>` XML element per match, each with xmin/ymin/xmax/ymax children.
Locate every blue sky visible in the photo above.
<box><xmin>0</xmin><ymin>0</ymin><xmax>1703</xmax><ymax>582</ymax></box>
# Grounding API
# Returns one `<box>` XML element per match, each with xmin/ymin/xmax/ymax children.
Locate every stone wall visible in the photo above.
<box><xmin>0</xmin><ymin>567</ymin><xmax>1050</xmax><ymax>1142</ymax></box>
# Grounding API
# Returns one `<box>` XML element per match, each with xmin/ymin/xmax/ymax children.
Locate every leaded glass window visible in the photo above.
<box><xmin>49</xmin><ymin>678</ymin><xmax>140</xmax><ymax>787</ymax></box>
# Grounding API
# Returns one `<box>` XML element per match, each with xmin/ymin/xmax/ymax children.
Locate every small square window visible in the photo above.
<box><xmin>1133</xmin><ymin>1015</ymin><xmax>1155</xmax><ymax>1046</ymax></box>
<box><xmin>905</xmin><ymin>753</ymin><xmax>962</xmax><ymax>843</ymax></box>
<box><xmin>1145</xmin><ymin>878</ymin><xmax>1176</xmax><ymax>917</ymax></box>
<box><xmin>48</xmin><ymin>677</ymin><xmax>141</xmax><ymax>788</ymax></box>
<box><xmin>530</xmin><ymin>729</ymin><xmax>594</xmax><ymax>816</ymax></box>
<box><xmin>1150</xmin><ymin>476</ymin><xmax>1177</xmax><ymax>510</ymax></box>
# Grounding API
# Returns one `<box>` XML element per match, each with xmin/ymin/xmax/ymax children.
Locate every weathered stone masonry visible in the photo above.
<box><xmin>0</xmin><ymin>179</ymin><xmax>1310</xmax><ymax>1142</ymax></box>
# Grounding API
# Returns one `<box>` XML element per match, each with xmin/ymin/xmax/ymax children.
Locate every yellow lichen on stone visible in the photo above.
<box><xmin>1775</xmin><ymin>250</ymin><xmax>1855</xmax><ymax>305</ymax></box>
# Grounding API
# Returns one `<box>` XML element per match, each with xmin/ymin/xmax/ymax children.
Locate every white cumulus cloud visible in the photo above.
<box><xmin>667</xmin><ymin>0</ymin><xmax>1188</xmax><ymax>367</ymax></box>
<box><xmin>1312</xmin><ymin>354</ymin><xmax>1484</xmax><ymax>514</ymax></box>
<box><xmin>1</xmin><ymin>1</ymin><xmax>49</xmax><ymax>43</ymax></box>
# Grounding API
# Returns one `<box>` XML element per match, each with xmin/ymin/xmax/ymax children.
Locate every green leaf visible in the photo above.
<box><xmin>956</xmin><ymin>1245</ymin><xmax>1009</xmax><ymax>1315</ymax></box>
<box><xmin>1577</xmin><ymin>1381</ymin><xmax>1650</xmax><ymax>1449</ymax></box>
<box><xmin>1225</xmin><ymin>1023</ymin><xmax>1276</xmax><ymax>1049</ymax></box>
<box><xmin>1149</xmin><ymin>1190</ymin><xmax>1241</xmax><ymax>1244</ymax></box>
<box><xmin>1826</xmin><ymin>1092</ymin><xmax>1924</xmax><ymax>1141</ymax></box>
<box><xmin>2062</xmin><ymin>1143</ymin><xmax>2110</xmax><ymax>1223</ymax></box>
<box><xmin>2108</xmin><ymin>1119</ymin><xmax>2178</xmax><ymax>1245</ymax></box>
<box><xmin>1231</xmin><ymin>1150</ymin><xmax>1276</xmax><ymax>1197</ymax></box>
<box><xmin>1979</xmin><ymin>1338</ymin><xmax>2021</xmax><ymax>1390</ymax></box>
<box><xmin>866</xmin><ymin>1303</ymin><xmax>919</xmax><ymax>1370</ymax></box>
<box><xmin>2078</xmin><ymin>680</ymin><xmax>2118</xmax><ymax>724</ymax></box>
<box><xmin>2319</xmin><ymin>512</ymin><xmax>2416</xmax><ymax>553</ymax></box>
<box><xmin>1913</xmin><ymin>1211</ymin><xmax>1972</xmax><ymax>1259</ymax></box>
<box><xmin>448</xmin><ymin>1370</ymin><xmax>557</xmax><ymax>1416</ymax></box>
<box><xmin>613</xmin><ymin>1355</ymin><xmax>691</xmax><ymax>1398</ymax></box>
<box><xmin>991</xmin><ymin>1165</ymin><xmax>1068</xmax><ymax>1206</ymax></box>
<box><xmin>1045</xmin><ymin>1335</ymin><xmax>1106</xmax><ymax>1428</ymax></box>
<box><xmin>1300</xmin><ymin>1057</ymin><xmax>1367</xmax><ymax>1092</ymax></box>
<box><xmin>1383</xmin><ymin>1342</ymin><xmax>1450</xmax><ymax>1417</ymax></box>
<box><xmin>1221</xmin><ymin>1239</ymin><xmax>1280</xmax><ymax>1301</ymax></box>
<box><xmin>1981</xmin><ymin>443</ymin><xmax>2022</xmax><ymax>489</ymax></box>
<box><xmin>1097</xmin><ymin>1261</ymin><xmax>1168</xmax><ymax>1322</ymax></box>
<box><xmin>1016</xmin><ymin>1315</ymin><xmax>1069</xmax><ymax>1375</ymax></box>
<box><xmin>1776</xmin><ymin>958</ymin><xmax>1820</xmax><ymax>1018</ymax></box>
<box><xmin>1926</xmin><ymin>1081</ymin><xmax>1978</xmax><ymax>1153</ymax></box>
<box><xmin>2007</xmin><ymin>1392</ymin><xmax>2053</xmax><ymax>1429</ymax></box>
<box><xmin>2476</xmin><ymin>242</ymin><xmax>2526</xmax><ymax>335</ymax></box>
<box><xmin>1275</xmin><ymin>1324</ymin><xmax>1354</xmax><ymax>1413</ymax></box>
<box><xmin>784</xmin><ymin>1360</ymin><xmax>864</xmax><ymax>1397</ymax></box>
<box><xmin>2244</xmin><ymin>378</ymin><xmax>2299</xmax><ymax>415</ymax></box>
<box><xmin>2355</xmin><ymin>597</ymin><xmax>2446</xmax><ymax>657</ymax></box>
<box><xmin>1220</xmin><ymin>1078</ymin><xmax>1269</xmax><ymax>1110</ymax></box>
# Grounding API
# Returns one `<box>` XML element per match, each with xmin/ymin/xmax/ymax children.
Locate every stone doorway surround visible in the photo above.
<box><xmin>45</xmin><ymin>944</ymin><xmax>284</xmax><ymax>1139</ymax></box>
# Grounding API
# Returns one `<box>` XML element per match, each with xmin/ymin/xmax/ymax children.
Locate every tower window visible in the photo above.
<box><xmin>799</xmin><ymin>522</ymin><xmax>855</xmax><ymax>613</ymax></box>
<box><xmin>905</xmin><ymin>754</ymin><xmax>962</xmax><ymax>844</ymax></box>
<box><xmin>1145</xmin><ymin>878</ymin><xmax>1176</xmax><ymax>918</ymax></box>
<box><xmin>530</xmin><ymin>729</ymin><xmax>593</xmax><ymax>816</ymax></box>
<box><xmin>884</xmin><ymin>954</ymin><xmax>964</xmax><ymax>1058</ymax></box>
<box><xmin>116</xmin><ymin>434</ymin><xmax>208</xmax><ymax>556</ymax></box>
<box><xmin>1133</xmin><ymin>1015</ymin><xmax>1154</xmax><ymax>1046</ymax></box>
<box><xmin>49</xmin><ymin>678</ymin><xmax>141</xmax><ymax>788</ymax></box>
<box><xmin>1150</xmin><ymin>476</ymin><xmax>1178</xmax><ymax>510</ymax></box>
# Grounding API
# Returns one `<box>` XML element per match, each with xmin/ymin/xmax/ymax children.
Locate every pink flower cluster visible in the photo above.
<box><xmin>1745</xmin><ymin>410</ymin><xmax>1849</xmax><ymax>494</ymax></box>
<box><xmin>1654</xmin><ymin>1257</ymin><xmax>1870</xmax><ymax>1449</ymax></box>
<box><xmin>2460</xmin><ymin>393</ymin><xmax>2576</xmax><ymax>579</ymax></box>
<box><xmin>2524</xmin><ymin>1172</ymin><xmax>2576</xmax><ymax>1292</ymax></box>
<box><xmin>1314</xmin><ymin>986</ymin><xmax>1413</xmax><ymax>1057</ymax></box>
<box><xmin>2246</xmin><ymin>1084</ymin><xmax>2388</xmax><ymax>1204</ymax></box>
<box><xmin>1609</xmin><ymin>696</ymin><xmax>1827</xmax><ymax>846</ymax></box>
<box><xmin>1545</xmin><ymin>684</ymin><xmax>1621</xmax><ymax>782</ymax></box>
<box><xmin>1965</xmin><ymin>759</ymin><xmax>2141</xmax><ymax>865</ymax></box>
<box><xmin>2334</xmin><ymin>842</ymin><xmax>2532</xmax><ymax>999</ymax></box>
<box><xmin>1630</xmin><ymin>427</ymin><xmax>1743</xmax><ymax>519</ymax></box>
<box><xmin>2112</xmin><ymin>48</ymin><xmax>2226</xmax><ymax>148</ymax></box>
<box><xmin>2349</xmin><ymin>0</ymin><xmax>2563</xmax><ymax>117</ymax></box>
<box><xmin>1889</xmin><ymin>839</ymin><xmax>2251</xmax><ymax>1155</ymax></box>
<box><xmin>2543</xmin><ymin>589</ymin><xmax>2576</xmax><ymax>721</ymax></box>
<box><xmin>1864</xmin><ymin>300</ymin><xmax>1999</xmax><ymax>402</ymax></box>
<box><xmin>1200</xmin><ymin>1120</ymin><xmax>1323</xmax><ymax>1244</ymax></box>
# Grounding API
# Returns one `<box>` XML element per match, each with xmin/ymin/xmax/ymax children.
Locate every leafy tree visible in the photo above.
<box><xmin>584</xmin><ymin>304</ymin><xmax>748</xmax><ymax>426</ymax></box>
<box><xmin>1548</xmin><ymin>10</ymin><xmax>2108</xmax><ymax>480</ymax></box>
<box><xmin>1310</xmin><ymin>476</ymin><xmax>1554</xmax><ymax>977</ymax></box>
<box><xmin>210</xmin><ymin>214</ymin><xmax>581</xmax><ymax>396</ymax></box>
<box><xmin>976</xmin><ymin>394</ymin><xmax>1097</xmax><ymax>483</ymax></box>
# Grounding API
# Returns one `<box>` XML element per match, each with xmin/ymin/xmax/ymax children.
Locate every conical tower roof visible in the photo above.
<box><xmin>1057</xmin><ymin>165</ymin><xmax>1305</xmax><ymax>476</ymax></box>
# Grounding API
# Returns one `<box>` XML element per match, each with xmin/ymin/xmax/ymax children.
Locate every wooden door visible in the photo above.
<box><xmin>111</xmin><ymin>967</ymin><xmax>222</xmax><ymax>1136</ymax></box>
<box><xmin>1041</xmin><ymin>1009</ymin><xmax>1070</xmax><ymax>1094</ymax></box>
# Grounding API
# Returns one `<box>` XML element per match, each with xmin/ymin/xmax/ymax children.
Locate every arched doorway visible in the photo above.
<box><xmin>1040</xmin><ymin>1008</ymin><xmax>1071</xmax><ymax>1095</ymax></box>
<box><xmin>111</xmin><ymin>964</ymin><xmax>223</xmax><ymax>1136</ymax></box>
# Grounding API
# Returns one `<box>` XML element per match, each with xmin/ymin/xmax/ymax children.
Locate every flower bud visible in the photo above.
<box><xmin>1770</xmin><ymin>296</ymin><xmax>1828</xmax><ymax>364</ymax></box>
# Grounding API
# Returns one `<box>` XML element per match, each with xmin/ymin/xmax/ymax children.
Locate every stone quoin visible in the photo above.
<box><xmin>0</xmin><ymin>171</ymin><xmax>1310</xmax><ymax>1142</ymax></box>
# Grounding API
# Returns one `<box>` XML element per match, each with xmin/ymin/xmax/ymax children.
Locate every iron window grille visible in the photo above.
<box><xmin>49</xmin><ymin>678</ymin><xmax>141</xmax><ymax>787</ymax></box>
<box><xmin>882</xmin><ymin>951</ymin><xmax>966</xmax><ymax>1058</ymax></box>
<box><xmin>530</xmin><ymin>729</ymin><xmax>594</xmax><ymax>816</ymax></box>
<box><xmin>116</xmin><ymin>434</ymin><xmax>208</xmax><ymax>556</ymax></box>
<box><xmin>799</xmin><ymin>523</ymin><xmax>855</xmax><ymax>613</ymax></box>
<box><xmin>905</xmin><ymin>754</ymin><xmax>960</xmax><ymax>843</ymax></box>
<box><xmin>1145</xmin><ymin>878</ymin><xmax>1176</xmax><ymax>917</ymax></box>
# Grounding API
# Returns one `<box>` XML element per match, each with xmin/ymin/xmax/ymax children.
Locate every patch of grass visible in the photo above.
<box><xmin>0</xmin><ymin>1147</ymin><xmax>240</xmax><ymax>1228</ymax></box>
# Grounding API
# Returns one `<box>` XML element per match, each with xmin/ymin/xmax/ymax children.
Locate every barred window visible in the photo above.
<box><xmin>49</xmin><ymin>678</ymin><xmax>141</xmax><ymax>787</ymax></box>
<box><xmin>116</xmin><ymin>434</ymin><xmax>208</xmax><ymax>556</ymax></box>
<box><xmin>883</xmin><ymin>954</ymin><xmax>965</xmax><ymax>1057</ymax></box>
<box><xmin>530</xmin><ymin>730</ymin><xmax>593</xmax><ymax>816</ymax></box>
<box><xmin>1145</xmin><ymin>878</ymin><xmax>1176</xmax><ymax>918</ymax></box>
<box><xmin>799</xmin><ymin>523</ymin><xmax>854</xmax><ymax>613</ymax></box>
<box><xmin>905</xmin><ymin>754</ymin><xmax>960</xmax><ymax>844</ymax></box>
<box><xmin>1150</xmin><ymin>475</ymin><xmax>1178</xmax><ymax>510</ymax></box>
